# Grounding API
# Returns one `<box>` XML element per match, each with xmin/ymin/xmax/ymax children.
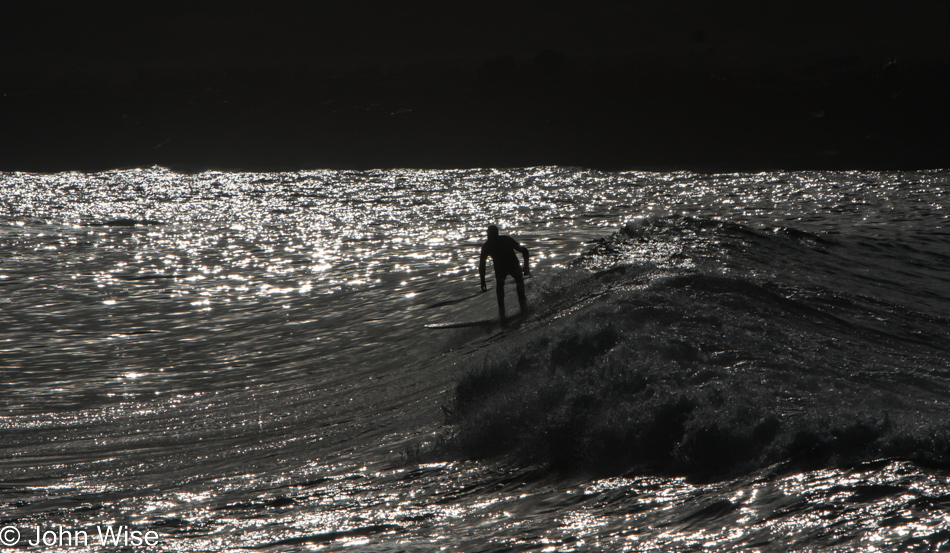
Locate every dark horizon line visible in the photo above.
<box><xmin>6</xmin><ymin>157</ymin><xmax>947</xmax><ymax>176</ymax></box>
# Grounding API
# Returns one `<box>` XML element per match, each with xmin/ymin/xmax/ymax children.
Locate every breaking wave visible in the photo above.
<box><xmin>436</xmin><ymin>217</ymin><xmax>950</xmax><ymax>481</ymax></box>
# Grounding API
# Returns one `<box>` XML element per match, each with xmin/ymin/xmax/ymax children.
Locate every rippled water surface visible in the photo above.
<box><xmin>1</xmin><ymin>167</ymin><xmax>948</xmax><ymax>551</ymax></box>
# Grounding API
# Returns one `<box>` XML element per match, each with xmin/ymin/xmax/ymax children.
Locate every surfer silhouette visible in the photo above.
<box><xmin>479</xmin><ymin>225</ymin><xmax>530</xmax><ymax>322</ymax></box>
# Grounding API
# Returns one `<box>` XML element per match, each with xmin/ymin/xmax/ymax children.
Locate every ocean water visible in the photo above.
<box><xmin>1</xmin><ymin>166</ymin><xmax>949</xmax><ymax>551</ymax></box>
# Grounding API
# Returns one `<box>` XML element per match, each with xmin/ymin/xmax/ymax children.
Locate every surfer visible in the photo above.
<box><xmin>479</xmin><ymin>225</ymin><xmax>530</xmax><ymax>322</ymax></box>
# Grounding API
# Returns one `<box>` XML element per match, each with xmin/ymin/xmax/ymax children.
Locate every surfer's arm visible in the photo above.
<box><xmin>517</xmin><ymin>245</ymin><xmax>530</xmax><ymax>276</ymax></box>
<box><xmin>478</xmin><ymin>248</ymin><xmax>488</xmax><ymax>290</ymax></box>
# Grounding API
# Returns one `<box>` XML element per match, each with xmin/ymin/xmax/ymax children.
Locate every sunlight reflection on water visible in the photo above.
<box><xmin>1</xmin><ymin>167</ymin><xmax>948</xmax><ymax>551</ymax></box>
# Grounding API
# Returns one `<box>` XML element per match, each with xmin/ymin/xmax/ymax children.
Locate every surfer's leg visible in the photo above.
<box><xmin>512</xmin><ymin>271</ymin><xmax>527</xmax><ymax>312</ymax></box>
<box><xmin>495</xmin><ymin>274</ymin><xmax>507</xmax><ymax>321</ymax></box>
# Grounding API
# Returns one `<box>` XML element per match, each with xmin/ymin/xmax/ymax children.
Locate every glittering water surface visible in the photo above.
<box><xmin>1</xmin><ymin>167</ymin><xmax>948</xmax><ymax>551</ymax></box>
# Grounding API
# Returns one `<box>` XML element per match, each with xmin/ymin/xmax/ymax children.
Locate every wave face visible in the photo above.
<box><xmin>441</xmin><ymin>215</ymin><xmax>950</xmax><ymax>480</ymax></box>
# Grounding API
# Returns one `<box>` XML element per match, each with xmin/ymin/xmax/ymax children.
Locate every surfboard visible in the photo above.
<box><xmin>424</xmin><ymin>312</ymin><xmax>524</xmax><ymax>329</ymax></box>
<box><xmin>424</xmin><ymin>318</ymin><xmax>498</xmax><ymax>329</ymax></box>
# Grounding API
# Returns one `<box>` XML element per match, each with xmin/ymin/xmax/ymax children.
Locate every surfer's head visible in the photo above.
<box><xmin>487</xmin><ymin>225</ymin><xmax>499</xmax><ymax>239</ymax></box>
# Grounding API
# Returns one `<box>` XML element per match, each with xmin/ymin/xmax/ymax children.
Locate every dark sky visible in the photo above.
<box><xmin>7</xmin><ymin>2</ymin><xmax>948</xmax><ymax>73</ymax></box>
<box><xmin>3</xmin><ymin>1</ymin><xmax>950</xmax><ymax>171</ymax></box>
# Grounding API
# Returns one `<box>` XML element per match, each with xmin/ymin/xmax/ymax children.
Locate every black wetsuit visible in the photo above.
<box><xmin>479</xmin><ymin>234</ymin><xmax>529</xmax><ymax>320</ymax></box>
<box><xmin>481</xmin><ymin>235</ymin><xmax>524</xmax><ymax>282</ymax></box>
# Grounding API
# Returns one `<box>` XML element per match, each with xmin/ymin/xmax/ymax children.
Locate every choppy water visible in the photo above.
<box><xmin>1</xmin><ymin>167</ymin><xmax>949</xmax><ymax>551</ymax></box>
